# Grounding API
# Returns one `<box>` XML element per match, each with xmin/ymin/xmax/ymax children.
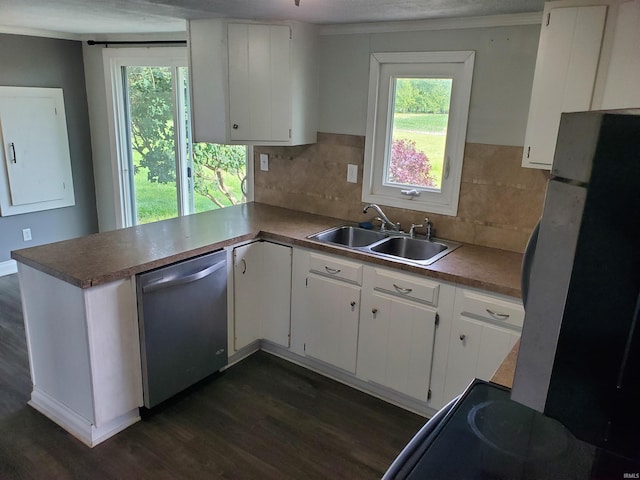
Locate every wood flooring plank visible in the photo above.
<box><xmin>0</xmin><ymin>273</ymin><xmax>426</xmax><ymax>479</ymax></box>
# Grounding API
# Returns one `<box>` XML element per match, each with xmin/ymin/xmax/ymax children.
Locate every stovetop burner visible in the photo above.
<box><xmin>468</xmin><ymin>399</ymin><xmax>570</xmax><ymax>460</ymax></box>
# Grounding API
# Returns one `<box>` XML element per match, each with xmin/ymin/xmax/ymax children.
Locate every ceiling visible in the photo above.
<box><xmin>0</xmin><ymin>0</ymin><xmax>545</xmax><ymax>36</ymax></box>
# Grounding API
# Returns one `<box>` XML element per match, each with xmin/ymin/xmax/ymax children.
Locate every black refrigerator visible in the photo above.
<box><xmin>512</xmin><ymin>109</ymin><xmax>640</xmax><ymax>460</ymax></box>
<box><xmin>384</xmin><ymin>110</ymin><xmax>640</xmax><ymax>479</ymax></box>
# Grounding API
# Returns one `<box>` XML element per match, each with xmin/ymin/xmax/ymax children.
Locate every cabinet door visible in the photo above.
<box><xmin>522</xmin><ymin>5</ymin><xmax>607</xmax><ymax>169</ymax></box>
<box><xmin>233</xmin><ymin>243</ymin><xmax>262</xmax><ymax>350</ymax></box>
<box><xmin>228</xmin><ymin>23</ymin><xmax>291</xmax><ymax>142</ymax></box>
<box><xmin>358</xmin><ymin>291</ymin><xmax>437</xmax><ymax>401</ymax></box>
<box><xmin>443</xmin><ymin>315</ymin><xmax>520</xmax><ymax>402</ymax></box>
<box><xmin>304</xmin><ymin>275</ymin><xmax>361</xmax><ymax>373</ymax></box>
<box><xmin>233</xmin><ymin>242</ymin><xmax>292</xmax><ymax>350</ymax></box>
<box><xmin>261</xmin><ymin>242</ymin><xmax>292</xmax><ymax>347</ymax></box>
<box><xmin>0</xmin><ymin>87</ymin><xmax>75</xmax><ymax>216</ymax></box>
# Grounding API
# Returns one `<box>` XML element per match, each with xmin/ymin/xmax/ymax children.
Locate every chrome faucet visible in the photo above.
<box><xmin>425</xmin><ymin>217</ymin><xmax>433</xmax><ymax>241</ymax></box>
<box><xmin>363</xmin><ymin>204</ymin><xmax>400</xmax><ymax>231</ymax></box>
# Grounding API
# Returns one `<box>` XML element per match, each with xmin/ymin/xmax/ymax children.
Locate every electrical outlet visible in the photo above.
<box><xmin>347</xmin><ymin>164</ymin><xmax>358</xmax><ymax>183</ymax></box>
<box><xmin>260</xmin><ymin>153</ymin><xmax>269</xmax><ymax>171</ymax></box>
<box><xmin>22</xmin><ymin>228</ymin><xmax>32</xmax><ymax>241</ymax></box>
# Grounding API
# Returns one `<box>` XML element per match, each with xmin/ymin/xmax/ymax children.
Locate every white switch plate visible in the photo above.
<box><xmin>260</xmin><ymin>153</ymin><xmax>269</xmax><ymax>171</ymax></box>
<box><xmin>347</xmin><ymin>164</ymin><xmax>358</xmax><ymax>183</ymax></box>
<box><xmin>22</xmin><ymin>228</ymin><xmax>32</xmax><ymax>241</ymax></box>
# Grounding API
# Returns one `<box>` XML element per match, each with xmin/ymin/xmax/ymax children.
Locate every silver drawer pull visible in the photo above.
<box><xmin>325</xmin><ymin>266</ymin><xmax>341</xmax><ymax>274</ymax></box>
<box><xmin>393</xmin><ymin>283</ymin><xmax>413</xmax><ymax>294</ymax></box>
<box><xmin>486</xmin><ymin>309</ymin><xmax>510</xmax><ymax>320</ymax></box>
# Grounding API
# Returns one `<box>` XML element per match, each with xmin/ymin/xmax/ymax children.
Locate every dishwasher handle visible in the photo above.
<box><xmin>142</xmin><ymin>259</ymin><xmax>226</xmax><ymax>294</ymax></box>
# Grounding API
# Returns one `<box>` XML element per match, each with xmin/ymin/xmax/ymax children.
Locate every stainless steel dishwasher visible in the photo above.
<box><xmin>136</xmin><ymin>249</ymin><xmax>227</xmax><ymax>408</ymax></box>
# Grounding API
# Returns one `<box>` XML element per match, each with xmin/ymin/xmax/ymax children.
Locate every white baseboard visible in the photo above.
<box><xmin>0</xmin><ymin>260</ymin><xmax>17</xmax><ymax>277</ymax></box>
<box><xmin>29</xmin><ymin>387</ymin><xmax>140</xmax><ymax>447</ymax></box>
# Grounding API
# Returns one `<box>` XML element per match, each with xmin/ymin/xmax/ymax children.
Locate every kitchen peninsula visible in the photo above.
<box><xmin>11</xmin><ymin>202</ymin><xmax>523</xmax><ymax>447</ymax></box>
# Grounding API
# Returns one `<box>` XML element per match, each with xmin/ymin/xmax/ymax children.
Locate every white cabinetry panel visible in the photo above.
<box><xmin>233</xmin><ymin>241</ymin><xmax>292</xmax><ymax>351</ymax></box>
<box><xmin>443</xmin><ymin>288</ymin><xmax>523</xmax><ymax>402</ymax></box>
<box><xmin>522</xmin><ymin>5</ymin><xmax>607</xmax><ymax>169</ymax></box>
<box><xmin>305</xmin><ymin>274</ymin><xmax>361</xmax><ymax>373</ymax></box>
<box><xmin>0</xmin><ymin>87</ymin><xmax>75</xmax><ymax>215</ymax></box>
<box><xmin>188</xmin><ymin>19</ymin><xmax>316</xmax><ymax>146</ymax></box>
<box><xmin>358</xmin><ymin>291</ymin><xmax>437</xmax><ymax>401</ymax></box>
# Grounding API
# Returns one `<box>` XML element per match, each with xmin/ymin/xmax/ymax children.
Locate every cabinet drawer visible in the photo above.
<box><xmin>372</xmin><ymin>268</ymin><xmax>439</xmax><ymax>306</ymax></box>
<box><xmin>457</xmin><ymin>290</ymin><xmax>524</xmax><ymax>329</ymax></box>
<box><xmin>309</xmin><ymin>253</ymin><xmax>363</xmax><ymax>285</ymax></box>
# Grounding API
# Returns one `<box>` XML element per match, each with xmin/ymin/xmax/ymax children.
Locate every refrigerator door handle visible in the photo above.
<box><xmin>521</xmin><ymin>219</ymin><xmax>541</xmax><ymax>310</ymax></box>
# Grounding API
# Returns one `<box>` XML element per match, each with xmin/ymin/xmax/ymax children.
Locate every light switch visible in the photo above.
<box><xmin>260</xmin><ymin>154</ymin><xmax>269</xmax><ymax>172</ymax></box>
<box><xmin>347</xmin><ymin>164</ymin><xmax>358</xmax><ymax>183</ymax></box>
<box><xmin>22</xmin><ymin>228</ymin><xmax>32</xmax><ymax>241</ymax></box>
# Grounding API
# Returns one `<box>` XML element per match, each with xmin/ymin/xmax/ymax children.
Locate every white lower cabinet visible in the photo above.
<box><xmin>357</xmin><ymin>267</ymin><xmax>443</xmax><ymax>402</ymax></box>
<box><xmin>301</xmin><ymin>252</ymin><xmax>363</xmax><ymax>372</ymax></box>
<box><xmin>305</xmin><ymin>275</ymin><xmax>361</xmax><ymax>372</ymax></box>
<box><xmin>232</xmin><ymin>241</ymin><xmax>292</xmax><ymax>351</ymax></box>
<box><xmin>289</xmin><ymin>246</ymin><xmax>523</xmax><ymax>414</ymax></box>
<box><xmin>357</xmin><ymin>291</ymin><xmax>437</xmax><ymax>402</ymax></box>
<box><xmin>442</xmin><ymin>288</ymin><xmax>524</xmax><ymax>401</ymax></box>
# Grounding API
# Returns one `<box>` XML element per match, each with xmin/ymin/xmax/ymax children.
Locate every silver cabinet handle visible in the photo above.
<box><xmin>232</xmin><ymin>124</ymin><xmax>239</xmax><ymax>129</ymax></box>
<box><xmin>241</xmin><ymin>258</ymin><xmax>247</xmax><ymax>275</ymax></box>
<box><xmin>486</xmin><ymin>309</ymin><xmax>510</xmax><ymax>320</ymax></box>
<box><xmin>372</xmin><ymin>308</ymin><xmax>378</xmax><ymax>315</ymax></box>
<box><xmin>459</xmin><ymin>334</ymin><xmax>466</xmax><ymax>341</ymax></box>
<box><xmin>350</xmin><ymin>301</ymin><xmax>356</xmax><ymax>307</ymax></box>
<box><xmin>10</xmin><ymin>142</ymin><xmax>16</xmax><ymax>164</ymax></box>
<box><xmin>350</xmin><ymin>301</ymin><xmax>356</xmax><ymax>311</ymax></box>
<box><xmin>325</xmin><ymin>266</ymin><xmax>341</xmax><ymax>274</ymax></box>
<box><xmin>393</xmin><ymin>283</ymin><xmax>413</xmax><ymax>294</ymax></box>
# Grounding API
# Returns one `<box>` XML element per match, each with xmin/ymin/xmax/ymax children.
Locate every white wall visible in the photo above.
<box><xmin>318</xmin><ymin>23</ymin><xmax>541</xmax><ymax>146</ymax></box>
<box><xmin>0</xmin><ymin>34</ymin><xmax>98</xmax><ymax>264</ymax></box>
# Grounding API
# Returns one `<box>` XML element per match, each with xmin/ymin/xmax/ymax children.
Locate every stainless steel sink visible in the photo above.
<box><xmin>307</xmin><ymin>225</ymin><xmax>461</xmax><ymax>265</ymax></box>
<box><xmin>307</xmin><ymin>225</ymin><xmax>389</xmax><ymax>247</ymax></box>
<box><xmin>370</xmin><ymin>236</ymin><xmax>459</xmax><ymax>265</ymax></box>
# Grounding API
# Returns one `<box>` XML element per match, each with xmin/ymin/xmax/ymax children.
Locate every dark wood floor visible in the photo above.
<box><xmin>0</xmin><ymin>273</ymin><xmax>425</xmax><ymax>479</ymax></box>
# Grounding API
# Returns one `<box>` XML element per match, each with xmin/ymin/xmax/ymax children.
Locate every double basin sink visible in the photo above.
<box><xmin>307</xmin><ymin>225</ymin><xmax>461</xmax><ymax>266</ymax></box>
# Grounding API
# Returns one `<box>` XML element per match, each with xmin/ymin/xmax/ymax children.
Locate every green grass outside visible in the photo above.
<box><xmin>392</xmin><ymin>113</ymin><xmax>448</xmax><ymax>187</ymax></box>
<box><xmin>134</xmin><ymin>164</ymin><xmax>244</xmax><ymax>225</ymax></box>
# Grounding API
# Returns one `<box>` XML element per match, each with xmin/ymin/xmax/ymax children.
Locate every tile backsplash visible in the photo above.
<box><xmin>254</xmin><ymin>132</ymin><xmax>548</xmax><ymax>253</ymax></box>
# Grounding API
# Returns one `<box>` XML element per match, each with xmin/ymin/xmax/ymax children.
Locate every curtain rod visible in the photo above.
<box><xmin>86</xmin><ymin>40</ymin><xmax>187</xmax><ymax>46</ymax></box>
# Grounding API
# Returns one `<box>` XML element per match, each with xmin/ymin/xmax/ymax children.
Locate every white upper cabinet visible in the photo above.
<box><xmin>188</xmin><ymin>19</ymin><xmax>318</xmax><ymax>146</ymax></box>
<box><xmin>522</xmin><ymin>5</ymin><xmax>607</xmax><ymax>169</ymax></box>
<box><xmin>523</xmin><ymin>0</ymin><xmax>640</xmax><ymax>170</ymax></box>
<box><xmin>0</xmin><ymin>87</ymin><xmax>75</xmax><ymax>216</ymax></box>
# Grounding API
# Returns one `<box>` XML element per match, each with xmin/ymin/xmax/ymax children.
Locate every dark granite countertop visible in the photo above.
<box><xmin>11</xmin><ymin>202</ymin><xmax>523</xmax><ymax>297</ymax></box>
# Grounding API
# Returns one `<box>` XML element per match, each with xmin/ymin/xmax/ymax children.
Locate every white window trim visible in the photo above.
<box><xmin>362</xmin><ymin>51</ymin><xmax>475</xmax><ymax>216</ymax></box>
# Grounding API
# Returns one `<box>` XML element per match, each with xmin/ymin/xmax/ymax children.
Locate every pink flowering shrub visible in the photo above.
<box><xmin>389</xmin><ymin>139</ymin><xmax>435</xmax><ymax>187</ymax></box>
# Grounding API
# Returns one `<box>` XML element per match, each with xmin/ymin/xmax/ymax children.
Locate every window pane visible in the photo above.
<box><xmin>191</xmin><ymin>142</ymin><xmax>248</xmax><ymax>213</ymax></box>
<box><xmin>386</xmin><ymin>78</ymin><xmax>452</xmax><ymax>192</ymax></box>
<box><xmin>125</xmin><ymin>66</ymin><xmax>179</xmax><ymax>225</ymax></box>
